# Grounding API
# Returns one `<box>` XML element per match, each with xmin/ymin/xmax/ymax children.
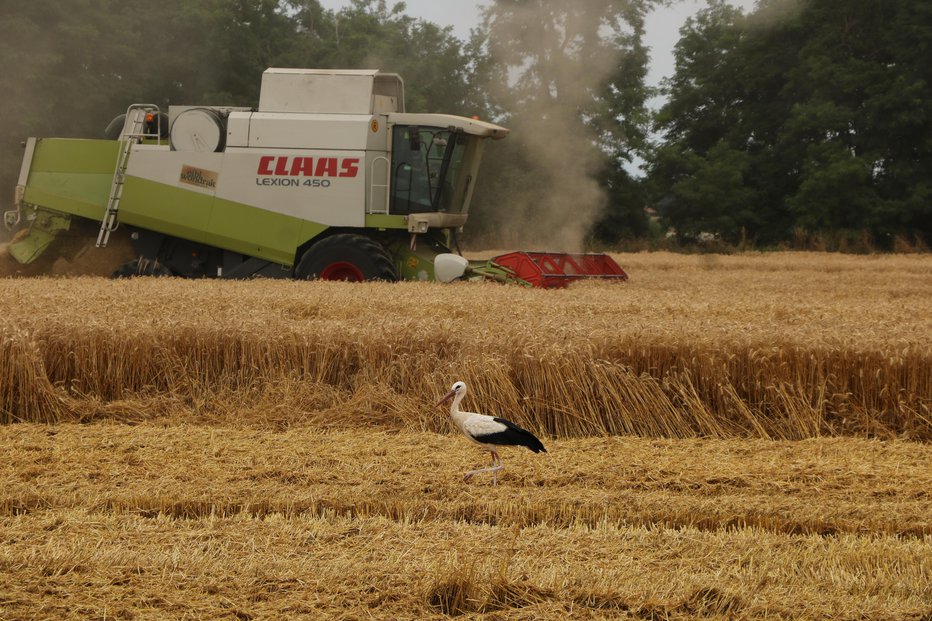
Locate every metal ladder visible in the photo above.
<box><xmin>97</xmin><ymin>104</ymin><xmax>161</xmax><ymax>248</ymax></box>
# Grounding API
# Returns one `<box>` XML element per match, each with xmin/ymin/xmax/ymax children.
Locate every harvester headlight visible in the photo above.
<box><xmin>407</xmin><ymin>216</ymin><xmax>430</xmax><ymax>234</ymax></box>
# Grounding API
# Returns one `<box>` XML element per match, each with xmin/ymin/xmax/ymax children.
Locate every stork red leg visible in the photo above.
<box><xmin>463</xmin><ymin>450</ymin><xmax>505</xmax><ymax>485</ymax></box>
<box><xmin>491</xmin><ymin>450</ymin><xmax>503</xmax><ymax>485</ymax></box>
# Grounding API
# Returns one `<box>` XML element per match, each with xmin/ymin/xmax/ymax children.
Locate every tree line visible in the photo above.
<box><xmin>1</xmin><ymin>0</ymin><xmax>928</xmax><ymax>250</ymax></box>
<box><xmin>652</xmin><ymin>0</ymin><xmax>931</xmax><ymax>250</ymax></box>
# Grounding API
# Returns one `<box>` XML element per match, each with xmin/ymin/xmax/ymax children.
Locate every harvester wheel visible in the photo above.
<box><xmin>295</xmin><ymin>234</ymin><xmax>397</xmax><ymax>282</ymax></box>
<box><xmin>111</xmin><ymin>258</ymin><xmax>173</xmax><ymax>278</ymax></box>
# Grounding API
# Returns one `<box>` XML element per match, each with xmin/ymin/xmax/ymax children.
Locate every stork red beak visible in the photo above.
<box><xmin>436</xmin><ymin>389</ymin><xmax>456</xmax><ymax>407</ymax></box>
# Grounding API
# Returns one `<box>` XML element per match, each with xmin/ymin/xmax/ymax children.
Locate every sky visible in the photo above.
<box><xmin>316</xmin><ymin>0</ymin><xmax>759</xmax><ymax>89</ymax></box>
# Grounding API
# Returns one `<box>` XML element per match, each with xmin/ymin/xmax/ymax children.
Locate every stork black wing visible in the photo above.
<box><xmin>472</xmin><ymin>417</ymin><xmax>547</xmax><ymax>453</ymax></box>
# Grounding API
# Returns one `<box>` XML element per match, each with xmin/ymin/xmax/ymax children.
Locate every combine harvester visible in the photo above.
<box><xmin>3</xmin><ymin>68</ymin><xmax>627</xmax><ymax>287</ymax></box>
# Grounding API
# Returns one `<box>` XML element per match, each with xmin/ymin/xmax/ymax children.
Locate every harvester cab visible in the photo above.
<box><xmin>4</xmin><ymin>67</ymin><xmax>627</xmax><ymax>287</ymax></box>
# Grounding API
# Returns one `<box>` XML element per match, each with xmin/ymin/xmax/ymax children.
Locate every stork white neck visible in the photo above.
<box><xmin>448</xmin><ymin>389</ymin><xmax>465</xmax><ymax>411</ymax></box>
<box><xmin>447</xmin><ymin>389</ymin><xmax>470</xmax><ymax>424</ymax></box>
<box><xmin>437</xmin><ymin>382</ymin><xmax>472</xmax><ymax>429</ymax></box>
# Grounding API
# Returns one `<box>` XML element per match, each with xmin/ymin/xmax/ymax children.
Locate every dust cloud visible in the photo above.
<box><xmin>475</xmin><ymin>2</ymin><xmax>635</xmax><ymax>251</ymax></box>
<box><xmin>0</xmin><ymin>223</ymin><xmax>135</xmax><ymax>278</ymax></box>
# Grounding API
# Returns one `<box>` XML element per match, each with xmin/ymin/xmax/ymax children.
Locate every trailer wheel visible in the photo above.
<box><xmin>111</xmin><ymin>258</ymin><xmax>173</xmax><ymax>278</ymax></box>
<box><xmin>295</xmin><ymin>234</ymin><xmax>397</xmax><ymax>282</ymax></box>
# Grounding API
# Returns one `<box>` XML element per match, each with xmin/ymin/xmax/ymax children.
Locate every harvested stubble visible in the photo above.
<box><xmin>1</xmin><ymin>252</ymin><xmax>931</xmax><ymax>620</ymax></box>
<box><xmin>3</xmin><ymin>424</ymin><xmax>931</xmax><ymax>536</ymax></box>
<box><xmin>0</xmin><ymin>252</ymin><xmax>929</xmax><ymax>439</ymax></box>
<box><xmin>0</xmin><ymin>423</ymin><xmax>930</xmax><ymax>620</ymax></box>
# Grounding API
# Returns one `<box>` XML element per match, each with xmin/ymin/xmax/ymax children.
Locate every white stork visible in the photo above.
<box><xmin>436</xmin><ymin>381</ymin><xmax>546</xmax><ymax>485</ymax></box>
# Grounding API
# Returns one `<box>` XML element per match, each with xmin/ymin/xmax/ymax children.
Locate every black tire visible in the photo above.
<box><xmin>111</xmin><ymin>258</ymin><xmax>173</xmax><ymax>278</ymax></box>
<box><xmin>295</xmin><ymin>234</ymin><xmax>397</xmax><ymax>282</ymax></box>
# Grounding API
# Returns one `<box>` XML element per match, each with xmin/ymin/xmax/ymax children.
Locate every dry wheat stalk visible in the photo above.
<box><xmin>0</xmin><ymin>252</ymin><xmax>928</xmax><ymax>438</ymax></box>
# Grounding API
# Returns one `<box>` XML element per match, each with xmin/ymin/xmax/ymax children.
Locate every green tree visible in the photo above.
<box><xmin>593</xmin><ymin>10</ymin><xmax>654</xmax><ymax>243</ymax></box>
<box><xmin>0</xmin><ymin>0</ymin><xmax>305</xmax><ymax>212</ymax></box>
<box><xmin>650</xmin><ymin>1</ymin><xmax>797</xmax><ymax>244</ymax></box>
<box><xmin>286</xmin><ymin>0</ymin><xmax>479</xmax><ymax>114</ymax></box>
<box><xmin>466</xmin><ymin>0</ymin><xmax>660</xmax><ymax>249</ymax></box>
<box><xmin>650</xmin><ymin>0</ymin><xmax>932</xmax><ymax>248</ymax></box>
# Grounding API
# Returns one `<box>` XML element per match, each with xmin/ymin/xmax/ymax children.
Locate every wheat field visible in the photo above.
<box><xmin>0</xmin><ymin>251</ymin><xmax>930</xmax><ymax>619</ymax></box>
